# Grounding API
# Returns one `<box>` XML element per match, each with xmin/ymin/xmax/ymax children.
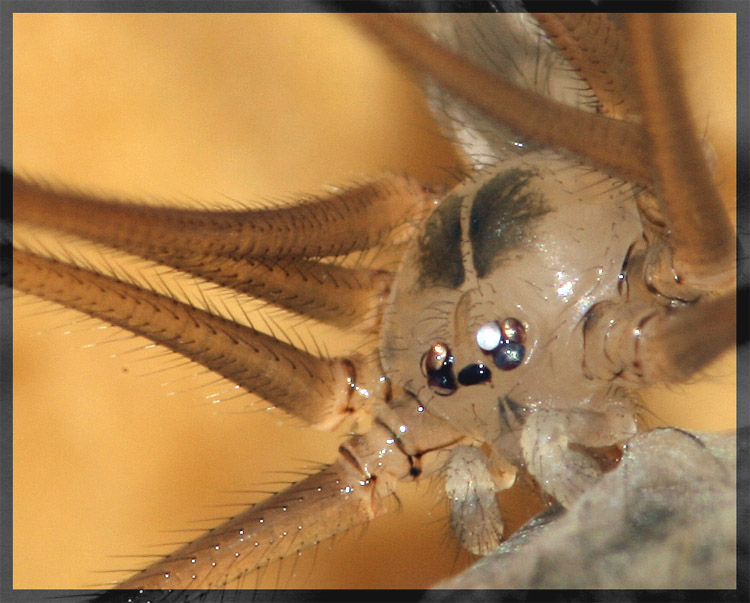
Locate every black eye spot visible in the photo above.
<box><xmin>493</xmin><ymin>341</ymin><xmax>525</xmax><ymax>370</ymax></box>
<box><xmin>421</xmin><ymin>342</ymin><xmax>457</xmax><ymax>396</ymax></box>
<box><xmin>417</xmin><ymin>193</ymin><xmax>465</xmax><ymax>289</ymax></box>
<box><xmin>428</xmin><ymin>371</ymin><xmax>458</xmax><ymax>396</ymax></box>
<box><xmin>457</xmin><ymin>363</ymin><xmax>492</xmax><ymax>386</ymax></box>
<box><xmin>469</xmin><ymin>169</ymin><xmax>550</xmax><ymax>279</ymax></box>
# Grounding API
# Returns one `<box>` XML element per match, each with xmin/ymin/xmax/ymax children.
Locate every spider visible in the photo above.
<box><xmin>10</xmin><ymin>9</ymin><xmax>737</xmax><ymax>596</ymax></box>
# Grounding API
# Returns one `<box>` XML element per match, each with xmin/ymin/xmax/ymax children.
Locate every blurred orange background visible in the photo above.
<box><xmin>13</xmin><ymin>13</ymin><xmax>736</xmax><ymax>590</ymax></box>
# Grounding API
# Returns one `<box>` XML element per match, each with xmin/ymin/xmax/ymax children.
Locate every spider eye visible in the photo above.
<box><xmin>421</xmin><ymin>343</ymin><xmax>457</xmax><ymax>396</ymax></box>
<box><xmin>457</xmin><ymin>363</ymin><xmax>491</xmax><ymax>386</ymax></box>
<box><xmin>476</xmin><ymin>318</ymin><xmax>526</xmax><ymax>371</ymax></box>
<box><xmin>421</xmin><ymin>342</ymin><xmax>450</xmax><ymax>374</ymax></box>
<box><xmin>499</xmin><ymin>317</ymin><xmax>525</xmax><ymax>344</ymax></box>
<box><xmin>476</xmin><ymin>321</ymin><xmax>502</xmax><ymax>351</ymax></box>
<box><xmin>493</xmin><ymin>342</ymin><xmax>525</xmax><ymax>370</ymax></box>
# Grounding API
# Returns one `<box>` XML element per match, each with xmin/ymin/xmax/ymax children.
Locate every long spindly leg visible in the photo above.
<box><xmin>523</xmin><ymin>14</ymin><xmax>736</xmax><ymax>385</ymax></box>
<box><xmin>12</xmin><ymin>249</ymin><xmax>383</xmax><ymax>431</ymax></box>
<box><xmin>534</xmin><ymin>12</ymin><xmax>734</xmax><ymax>295</ymax></box>
<box><xmin>530</xmin><ymin>13</ymin><xmax>638</xmax><ymax>119</ymax></box>
<box><xmin>349</xmin><ymin>13</ymin><xmax>652</xmax><ymax>187</ymax></box>
<box><xmin>154</xmin><ymin>255</ymin><xmax>393</xmax><ymax>333</ymax></box>
<box><xmin>13</xmin><ymin>172</ymin><xmax>435</xmax><ymax>261</ymax></box>
<box><xmin>624</xmin><ymin>13</ymin><xmax>735</xmax><ymax>295</ymax></box>
<box><xmin>13</xmin><ymin>13</ymin><xmax>465</xmax><ymax>592</ymax></box>
<box><xmin>564</xmin><ymin>14</ymin><xmax>737</xmax><ymax>385</ymax></box>
<box><xmin>12</xmin><ymin>172</ymin><xmax>437</xmax><ymax>332</ymax></box>
<box><xmin>72</xmin><ymin>412</ymin><xmax>421</xmax><ymax>598</ymax></box>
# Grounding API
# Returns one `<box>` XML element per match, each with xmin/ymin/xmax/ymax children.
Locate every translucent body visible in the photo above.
<box><xmin>382</xmin><ymin>154</ymin><xmax>642</xmax><ymax>507</ymax></box>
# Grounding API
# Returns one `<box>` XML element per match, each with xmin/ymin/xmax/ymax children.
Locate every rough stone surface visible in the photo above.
<box><xmin>426</xmin><ymin>428</ymin><xmax>740</xmax><ymax>594</ymax></box>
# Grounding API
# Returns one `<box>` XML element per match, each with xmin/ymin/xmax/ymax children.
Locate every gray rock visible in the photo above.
<box><xmin>427</xmin><ymin>428</ymin><xmax>738</xmax><ymax>594</ymax></box>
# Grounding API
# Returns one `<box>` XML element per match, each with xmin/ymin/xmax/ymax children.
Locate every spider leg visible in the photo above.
<box><xmin>573</xmin><ymin>14</ymin><xmax>736</xmax><ymax>385</ymax></box>
<box><xmin>624</xmin><ymin>14</ymin><xmax>735</xmax><ymax>295</ymax></box>
<box><xmin>531</xmin><ymin>13</ymin><xmax>638</xmax><ymax>119</ymax></box>
<box><xmin>101</xmin><ymin>419</ymin><xmax>412</xmax><ymax>594</ymax></box>
<box><xmin>348</xmin><ymin>13</ymin><xmax>651</xmax><ymax>187</ymax></box>
<box><xmin>124</xmin><ymin>253</ymin><xmax>392</xmax><ymax>333</ymax></box>
<box><xmin>12</xmin><ymin>250</ymin><xmax>381</xmax><ymax>430</ymax></box>
<box><xmin>88</xmin><ymin>392</ymin><xmax>465</xmax><ymax>595</ymax></box>
<box><xmin>11</xmin><ymin>172</ymin><xmax>434</xmax><ymax>332</ymax></box>
<box><xmin>12</xmin><ymin>172</ymin><xmax>435</xmax><ymax>261</ymax></box>
<box><xmin>583</xmin><ymin>290</ymin><xmax>736</xmax><ymax>385</ymax></box>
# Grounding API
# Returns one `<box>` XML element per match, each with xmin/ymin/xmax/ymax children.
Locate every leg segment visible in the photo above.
<box><xmin>532</xmin><ymin>13</ymin><xmax>637</xmax><ymax>119</ymax></box>
<box><xmin>13</xmin><ymin>250</ymin><xmax>382</xmax><ymax>430</ymax></box>
<box><xmin>349</xmin><ymin>13</ymin><xmax>651</xmax><ymax>187</ymax></box>
<box><xmin>624</xmin><ymin>14</ymin><xmax>735</xmax><ymax>295</ymax></box>
<box><xmin>146</xmin><ymin>253</ymin><xmax>393</xmax><ymax>332</ymax></box>
<box><xmin>108</xmin><ymin>420</ymin><xmax>410</xmax><ymax>594</ymax></box>
<box><xmin>12</xmin><ymin>171</ymin><xmax>436</xmax><ymax>261</ymax></box>
<box><xmin>583</xmin><ymin>292</ymin><xmax>736</xmax><ymax>385</ymax></box>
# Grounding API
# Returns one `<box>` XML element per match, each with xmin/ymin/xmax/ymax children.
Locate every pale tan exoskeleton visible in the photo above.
<box><xmin>10</xmin><ymin>7</ymin><xmax>740</xmax><ymax>596</ymax></box>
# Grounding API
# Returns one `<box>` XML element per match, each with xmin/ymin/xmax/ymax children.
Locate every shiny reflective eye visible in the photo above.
<box><xmin>493</xmin><ymin>341</ymin><xmax>525</xmax><ymax>370</ymax></box>
<box><xmin>421</xmin><ymin>342</ymin><xmax>457</xmax><ymax>396</ymax></box>
<box><xmin>499</xmin><ymin>317</ymin><xmax>525</xmax><ymax>343</ymax></box>
<box><xmin>476</xmin><ymin>321</ymin><xmax>502</xmax><ymax>351</ymax></box>
<box><xmin>476</xmin><ymin>317</ymin><xmax>526</xmax><ymax>371</ymax></box>
<box><xmin>421</xmin><ymin>342</ymin><xmax>450</xmax><ymax>375</ymax></box>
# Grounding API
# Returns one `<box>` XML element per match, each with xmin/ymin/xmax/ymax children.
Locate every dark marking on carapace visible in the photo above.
<box><xmin>469</xmin><ymin>169</ymin><xmax>550</xmax><ymax>278</ymax></box>
<box><xmin>416</xmin><ymin>193</ymin><xmax>465</xmax><ymax>289</ymax></box>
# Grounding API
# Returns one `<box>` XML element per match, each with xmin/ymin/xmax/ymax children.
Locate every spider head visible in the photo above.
<box><xmin>380</xmin><ymin>153</ymin><xmax>643</xmax><ymax>446</ymax></box>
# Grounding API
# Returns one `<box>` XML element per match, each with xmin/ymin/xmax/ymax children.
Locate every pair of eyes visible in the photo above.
<box><xmin>421</xmin><ymin>318</ymin><xmax>526</xmax><ymax>396</ymax></box>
